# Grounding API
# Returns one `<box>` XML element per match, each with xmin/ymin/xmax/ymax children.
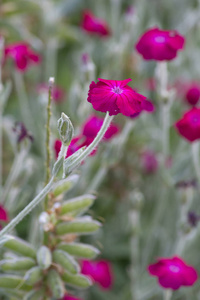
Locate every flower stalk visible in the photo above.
<box><xmin>191</xmin><ymin>142</ymin><xmax>200</xmax><ymax>186</ymax></box>
<box><xmin>65</xmin><ymin>112</ymin><xmax>114</xmax><ymax>174</ymax></box>
<box><xmin>164</xmin><ymin>289</ymin><xmax>172</xmax><ymax>300</ymax></box>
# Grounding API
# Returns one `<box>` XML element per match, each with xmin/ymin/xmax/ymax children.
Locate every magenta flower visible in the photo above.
<box><xmin>37</xmin><ymin>83</ymin><xmax>65</xmax><ymax>103</ymax></box>
<box><xmin>62</xmin><ymin>295</ymin><xmax>82</xmax><ymax>300</ymax></box>
<box><xmin>185</xmin><ymin>85</ymin><xmax>200</xmax><ymax>106</ymax></box>
<box><xmin>135</xmin><ymin>28</ymin><xmax>185</xmax><ymax>61</ymax></box>
<box><xmin>81</xmin><ymin>10</ymin><xmax>110</xmax><ymax>37</ymax></box>
<box><xmin>81</xmin><ymin>260</ymin><xmax>113</xmax><ymax>290</ymax></box>
<box><xmin>82</xmin><ymin>115</ymin><xmax>120</xmax><ymax>140</ymax></box>
<box><xmin>148</xmin><ymin>256</ymin><xmax>198</xmax><ymax>290</ymax></box>
<box><xmin>141</xmin><ymin>150</ymin><xmax>158</xmax><ymax>174</ymax></box>
<box><xmin>4</xmin><ymin>42</ymin><xmax>40</xmax><ymax>72</ymax></box>
<box><xmin>87</xmin><ymin>78</ymin><xmax>147</xmax><ymax>116</ymax></box>
<box><xmin>0</xmin><ymin>205</ymin><xmax>9</xmax><ymax>230</ymax></box>
<box><xmin>175</xmin><ymin>108</ymin><xmax>200</xmax><ymax>142</ymax></box>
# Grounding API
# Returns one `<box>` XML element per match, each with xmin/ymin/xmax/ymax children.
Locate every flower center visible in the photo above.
<box><xmin>169</xmin><ymin>265</ymin><xmax>180</xmax><ymax>273</ymax></box>
<box><xmin>112</xmin><ymin>86</ymin><xmax>123</xmax><ymax>94</ymax></box>
<box><xmin>191</xmin><ymin>114</ymin><xmax>200</xmax><ymax>124</ymax></box>
<box><xmin>154</xmin><ymin>36</ymin><xmax>166</xmax><ymax>43</ymax></box>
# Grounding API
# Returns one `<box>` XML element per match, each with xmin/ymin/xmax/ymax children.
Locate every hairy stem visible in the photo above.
<box><xmin>0</xmin><ymin>177</ymin><xmax>55</xmax><ymax>239</ymax></box>
<box><xmin>164</xmin><ymin>289</ymin><xmax>172</xmax><ymax>300</ymax></box>
<box><xmin>191</xmin><ymin>142</ymin><xmax>200</xmax><ymax>185</ymax></box>
<box><xmin>67</xmin><ymin>112</ymin><xmax>114</xmax><ymax>171</ymax></box>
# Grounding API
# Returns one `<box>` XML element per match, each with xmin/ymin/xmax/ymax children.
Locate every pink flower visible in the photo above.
<box><xmin>175</xmin><ymin>108</ymin><xmax>200</xmax><ymax>142</ymax></box>
<box><xmin>141</xmin><ymin>150</ymin><xmax>158</xmax><ymax>174</ymax></box>
<box><xmin>185</xmin><ymin>85</ymin><xmax>200</xmax><ymax>106</ymax></box>
<box><xmin>37</xmin><ymin>84</ymin><xmax>65</xmax><ymax>103</ymax></box>
<box><xmin>87</xmin><ymin>78</ymin><xmax>147</xmax><ymax>116</ymax></box>
<box><xmin>81</xmin><ymin>260</ymin><xmax>113</xmax><ymax>290</ymax></box>
<box><xmin>4</xmin><ymin>42</ymin><xmax>40</xmax><ymax>72</ymax></box>
<box><xmin>0</xmin><ymin>205</ymin><xmax>9</xmax><ymax>230</ymax></box>
<box><xmin>62</xmin><ymin>295</ymin><xmax>82</xmax><ymax>300</ymax></box>
<box><xmin>135</xmin><ymin>28</ymin><xmax>185</xmax><ymax>61</ymax></box>
<box><xmin>82</xmin><ymin>115</ymin><xmax>120</xmax><ymax>140</ymax></box>
<box><xmin>148</xmin><ymin>256</ymin><xmax>198</xmax><ymax>290</ymax></box>
<box><xmin>81</xmin><ymin>10</ymin><xmax>110</xmax><ymax>37</ymax></box>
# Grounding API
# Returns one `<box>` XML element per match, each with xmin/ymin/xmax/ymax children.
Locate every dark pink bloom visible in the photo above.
<box><xmin>0</xmin><ymin>205</ymin><xmax>9</xmax><ymax>223</ymax></box>
<box><xmin>81</xmin><ymin>10</ymin><xmax>110</xmax><ymax>37</ymax></box>
<box><xmin>141</xmin><ymin>150</ymin><xmax>158</xmax><ymax>174</ymax></box>
<box><xmin>37</xmin><ymin>84</ymin><xmax>65</xmax><ymax>103</ymax></box>
<box><xmin>4</xmin><ymin>42</ymin><xmax>40</xmax><ymax>72</ymax></box>
<box><xmin>175</xmin><ymin>108</ymin><xmax>200</xmax><ymax>142</ymax></box>
<box><xmin>185</xmin><ymin>85</ymin><xmax>200</xmax><ymax>106</ymax></box>
<box><xmin>148</xmin><ymin>256</ymin><xmax>198</xmax><ymax>290</ymax></box>
<box><xmin>82</xmin><ymin>115</ymin><xmax>120</xmax><ymax>140</ymax></box>
<box><xmin>87</xmin><ymin>78</ymin><xmax>147</xmax><ymax>116</ymax></box>
<box><xmin>62</xmin><ymin>295</ymin><xmax>82</xmax><ymax>300</ymax></box>
<box><xmin>81</xmin><ymin>260</ymin><xmax>113</xmax><ymax>290</ymax></box>
<box><xmin>135</xmin><ymin>28</ymin><xmax>185</xmax><ymax>61</ymax></box>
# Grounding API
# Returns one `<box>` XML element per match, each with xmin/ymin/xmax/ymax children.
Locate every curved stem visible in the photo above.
<box><xmin>0</xmin><ymin>176</ymin><xmax>55</xmax><ymax>239</ymax></box>
<box><xmin>67</xmin><ymin>112</ymin><xmax>114</xmax><ymax>171</ymax></box>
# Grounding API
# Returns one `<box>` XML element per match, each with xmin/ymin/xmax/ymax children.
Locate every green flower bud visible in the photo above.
<box><xmin>24</xmin><ymin>266</ymin><xmax>43</xmax><ymax>285</ymax></box>
<box><xmin>53</xmin><ymin>174</ymin><xmax>79</xmax><ymax>197</ymax></box>
<box><xmin>60</xmin><ymin>194</ymin><xmax>96</xmax><ymax>216</ymax></box>
<box><xmin>47</xmin><ymin>269</ymin><xmax>65</xmax><ymax>299</ymax></box>
<box><xmin>3</xmin><ymin>236</ymin><xmax>36</xmax><ymax>259</ymax></box>
<box><xmin>56</xmin><ymin>242</ymin><xmax>100</xmax><ymax>259</ymax></box>
<box><xmin>56</xmin><ymin>217</ymin><xmax>101</xmax><ymax>235</ymax></box>
<box><xmin>58</xmin><ymin>112</ymin><xmax>74</xmax><ymax>146</ymax></box>
<box><xmin>0</xmin><ymin>257</ymin><xmax>35</xmax><ymax>271</ymax></box>
<box><xmin>53</xmin><ymin>249</ymin><xmax>80</xmax><ymax>274</ymax></box>
<box><xmin>36</xmin><ymin>246</ymin><xmax>52</xmax><ymax>270</ymax></box>
<box><xmin>24</xmin><ymin>288</ymin><xmax>45</xmax><ymax>300</ymax></box>
<box><xmin>62</xmin><ymin>271</ymin><xmax>92</xmax><ymax>289</ymax></box>
<box><xmin>0</xmin><ymin>275</ymin><xmax>31</xmax><ymax>290</ymax></box>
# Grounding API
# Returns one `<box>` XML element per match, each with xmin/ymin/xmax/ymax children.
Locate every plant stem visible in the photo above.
<box><xmin>164</xmin><ymin>289</ymin><xmax>172</xmax><ymax>300</ymax></box>
<box><xmin>129</xmin><ymin>209</ymin><xmax>140</xmax><ymax>300</ymax></box>
<box><xmin>191</xmin><ymin>142</ymin><xmax>200</xmax><ymax>185</ymax></box>
<box><xmin>0</xmin><ymin>176</ymin><xmax>55</xmax><ymax>239</ymax></box>
<box><xmin>67</xmin><ymin>112</ymin><xmax>114</xmax><ymax>171</ymax></box>
<box><xmin>0</xmin><ymin>108</ymin><xmax>2</xmax><ymax>190</ymax></box>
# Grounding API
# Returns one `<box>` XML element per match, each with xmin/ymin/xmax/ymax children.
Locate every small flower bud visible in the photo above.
<box><xmin>57</xmin><ymin>112</ymin><xmax>74</xmax><ymax>146</ymax></box>
<box><xmin>57</xmin><ymin>242</ymin><xmax>100</xmax><ymax>259</ymax></box>
<box><xmin>60</xmin><ymin>194</ymin><xmax>96</xmax><ymax>216</ymax></box>
<box><xmin>0</xmin><ymin>257</ymin><xmax>35</xmax><ymax>271</ymax></box>
<box><xmin>37</xmin><ymin>246</ymin><xmax>52</xmax><ymax>270</ymax></box>
<box><xmin>55</xmin><ymin>217</ymin><xmax>101</xmax><ymax>236</ymax></box>
<box><xmin>62</xmin><ymin>271</ymin><xmax>93</xmax><ymax>289</ymax></box>
<box><xmin>53</xmin><ymin>174</ymin><xmax>79</xmax><ymax>197</ymax></box>
<box><xmin>24</xmin><ymin>288</ymin><xmax>45</xmax><ymax>300</ymax></box>
<box><xmin>47</xmin><ymin>269</ymin><xmax>65</xmax><ymax>299</ymax></box>
<box><xmin>53</xmin><ymin>249</ymin><xmax>80</xmax><ymax>274</ymax></box>
<box><xmin>3</xmin><ymin>236</ymin><xmax>36</xmax><ymax>259</ymax></box>
<box><xmin>24</xmin><ymin>266</ymin><xmax>43</xmax><ymax>285</ymax></box>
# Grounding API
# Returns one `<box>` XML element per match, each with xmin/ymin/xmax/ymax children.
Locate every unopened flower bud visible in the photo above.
<box><xmin>57</xmin><ymin>112</ymin><xmax>74</xmax><ymax>146</ymax></box>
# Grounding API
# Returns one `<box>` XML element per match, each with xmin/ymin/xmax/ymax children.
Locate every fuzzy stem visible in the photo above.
<box><xmin>67</xmin><ymin>112</ymin><xmax>114</xmax><ymax>171</ymax></box>
<box><xmin>45</xmin><ymin>80</ymin><xmax>53</xmax><ymax>186</ymax></box>
<box><xmin>164</xmin><ymin>289</ymin><xmax>172</xmax><ymax>300</ymax></box>
<box><xmin>129</xmin><ymin>209</ymin><xmax>140</xmax><ymax>300</ymax></box>
<box><xmin>191</xmin><ymin>142</ymin><xmax>200</xmax><ymax>185</ymax></box>
<box><xmin>0</xmin><ymin>176</ymin><xmax>55</xmax><ymax>239</ymax></box>
<box><xmin>0</xmin><ymin>107</ymin><xmax>2</xmax><ymax>190</ymax></box>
